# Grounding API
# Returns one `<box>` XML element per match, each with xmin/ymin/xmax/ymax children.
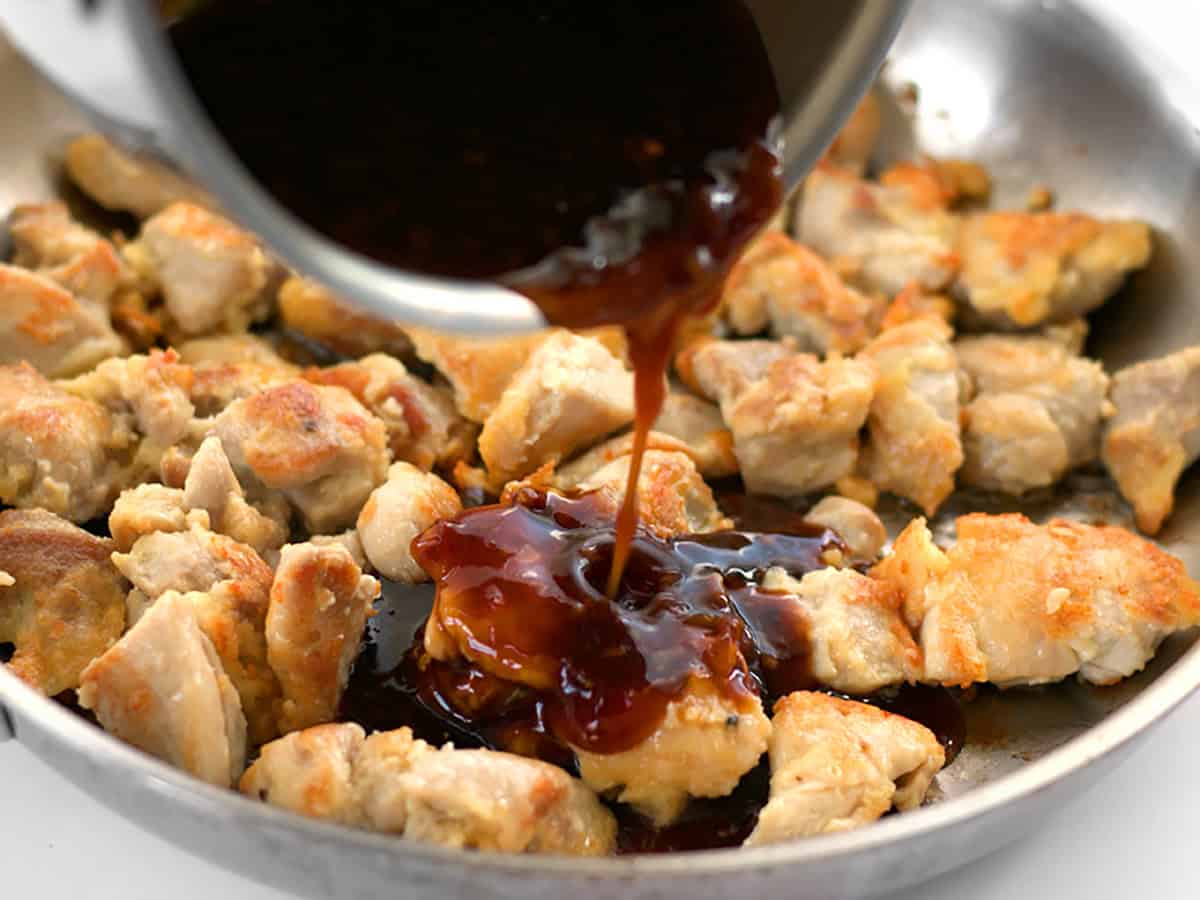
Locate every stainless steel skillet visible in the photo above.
<box><xmin>4</xmin><ymin>0</ymin><xmax>1200</xmax><ymax>897</ymax></box>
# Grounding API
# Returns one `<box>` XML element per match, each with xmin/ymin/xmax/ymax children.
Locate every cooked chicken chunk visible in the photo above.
<box><xmin>78</xmin><ymin>591</ymin><xmax>246</xmax><ymax>787</ymax></box>
<box><xmin>266</xmin><ymin>542</ymin><xmax>379</xmax><ymax>733</ymax></box>
<box><xmin>242</xmin><ymin>723</ymin><xmax>616</xmax><ymax>855</ymax></box>
<box><xmin>955</xmin><ymin>212</ymin><xmax>1152</xmax><ymax>328</ymax></box>
<box><xmin>64</xmin><ymin>133</ymin><xmax>214</xmax><ymax>219</ymax></box>
<box><xmin>878</xmin><ymin>157</ymin><xmax>991</xmax><ymax>210</ymax></box>
<box><xmin>188</xmin><ymin>359</ymin><xmax>296</xmax><ymax>417</ymax></box>
<box><xmin>573</xmin><ymin>678</ymin><xmax>771</xmax><ymax>826</ymax></box>
<box><xmin>0</xmin><ymin>509</ymin><xmax>126</xmax><ymax>695</ymax></box>
<box><xmin>651</xmin><ymin>391</ymin><xmax>738</xmax><ymax>478</ymax></box>
<box><xmin>796</xmin><ymin>164</ymin><xmax>960</xmax><ymax>297</ymax></box>
<box><xmin>175</xmin><ymin>333</ymin><xmax>289</xmax><ymax>367</ymax></box>
<box><xmin>821</xmin><ymin>90</ymin><xmax>881</xmax><ymax>173</ymax></box>
<box><xmin>879</xmin><ymin>282</ymin><xmax>956</xmax><ymax>332</ymax></box>
<box><xmin>357</xmin><ymin>463</ymin><xmax>462</xmax><ymax>582</ymax></box>
<box><xmin>723</xmin><ymin>232</ymin><xmax>886</xmax><ymax>354</ymax></box>
<box><xmin>744</xmin><ymin>692</ymin><xmax>944</xmax><ymax>845</ymax></box>
<box><xmin>859</xmin><ymin>316</ymin><xmax>963</xmax><ymax>514</ymax></box>
<box><xmin>553</xmin><ymin>431</ymin><xmax>697</xmax><ymax>490</ymax></box>
<box><xmin>478</xmin><ymin>331</ymin><xmax>634</xmax><ymax>486</ymax></box>
<box><xmin>278</xmin><ymin>276</ymin><xmax>413</xmax><ymax>359</ymax></box>
<box><xmin>804</xmin><ymin>496</ymin><xmax>887</xmax><ymax>561</ymax></box>
<box><xmin>213</xmin><ymin>380</ymin><xmax>390</xmax><ymax>533</ymax></box>
<box><xmin>1102</xmin><ymin>345</ymin><xmax>1200</xmax><ymax>535</ymax></box>
<box><xmin>108</xmin><ymin>483</ymin><xmax>190</xmax><ymax>553</ymax></box>
<box><xmin>873</xmin><ymin>514</ymin><xmax>1200</xmax><ymax>686</ymax></box>
<box><xmin>8</xmin><ymin>201</ymin><xmax>130</xmax><ymax>304</ymax></box>
<box><xmin>957</xmin><ymin>334</ymin><xmax>1109</xmax><ymax>494</ymax></box>
<box><xmin>0</xmin><ymin>263</ymin><xmax>124</xmax><ymax>377</ymax></box>
<box><xmin>124</xmin><ymin>202</ymin><xmax>275</xmax><ymax>335</ymax></box>
<box><xmin>304</xmin><ymin>354</ymin><xmax>475</xmax><ymax>471</ymax></box>
<box><xmin>0</xmin><ymin>363</ymin><xmax>123</xmax><ymax>521</ymax></box>
<box><xmin>759</xmin><ymin>567</ymin><xmax>920</xmax><ymax>693</ymax></box>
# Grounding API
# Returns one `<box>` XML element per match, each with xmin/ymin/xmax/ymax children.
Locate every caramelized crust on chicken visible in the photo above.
<box><xmin>874</xmin><ymin>514</ymin><xmax>1200</xmax><ymax>687</ymax></box>
<box><xmin>8</xmin><ymin>201</ymin><xmax>130</xmax><ymax>304</ymax></box>
<box><xmin>277</xmin><ymin>276</ymin><xmax>414</xmax><ymax>359</ymax></box>
<box><xmin>0</xmin><ymin>509</ymin><xmax>126</xmax><ymax>695</ymax></box>
<box><xmin>188</xmin><ymin>359</ymin><xmax>297</xmax><ymax>417</ymax></box>
<box><xmin>64</xmin><ymin>133</ymin><xmax>214</xmax><ymax>219</ymax></box>
<box><xmin>744</xmin><ymin>692</ymin><xmax>944</xmax><ymax>845</ymax></box>
<box><xmin>357</xmin><ymin>462</ymin><xmax>463</xmax><ymax>582</ymax></box>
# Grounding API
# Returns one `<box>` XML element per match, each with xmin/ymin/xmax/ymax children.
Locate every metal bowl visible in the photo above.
<box><xmin>3</xmin><ymin>0</ymin><xmax>1200</xmax><ymax>897</ymax></box>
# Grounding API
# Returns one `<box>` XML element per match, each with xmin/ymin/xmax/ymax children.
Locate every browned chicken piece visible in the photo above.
<box><xmin>309</xmin><ymin>530</ymin><xmax>369</xmax><ymax>571</ymax></box>
<box><xmin>124</xmin><ymin>202</ymin><xmax>276</xmax><ymax>336</ymax></box>
<box><xmin>478</xmin><ymin>331</ymin><xmax>634</xmax><ymax>487</ymax></box>
<box><xmin>188</xmin><ymin>360</ymin><xmax>297</xmax><ymax>417</ymax></box>
<box><xmin>0</xmin><ymin>363</ymin><xmax>125</xmax><ymax>521</ymax></box>
<box><xmin>681</xmin><ymin>339</ymin><xmax>878</xmax><ymax>497</ymax></box>
<box><xmin>356</xmin><ymin>462</ymin><xmax>462</xmax><ymax>582</ymax></box>
<box><xmin>266</xmin><ymin>541</ymin><xmax>379</xmax><ymax>734</ymax></box>
<box><xmin>1041</xmin><ymin>317</ymin><xmax>1089</xmax><ymax>355</ymax></box>
<box><xmin>108</xmin><ymin>483</ymin><xmax>190</xmax><ymax>552</ymax></box>
<box><xmin>722</xmin><ymin>231</ymin><xmax>887</xmax><ymax>354</ymax></box>
<box><xmin>956</xmin><ymin>334</ymin><xmax>1109</xmax><ymax>494</ymax></box>
<box><xmin>796</xmin><ymin>164</ymin><xmax>960</xmax><ymax>297</ymax></box>
<box><xmin>0</xmin><ymin>509</ymin><xmax>126</xmax><ymax>695</ymax></box>
<box><xmin>759</xmin><ymin>567</ymin><xmax>920</xmax><ymax>693</ymax></box>
<box><xmin>955</xmin><ymin>211</ymin><xmax>1152</xmax><ymax>328</ymax></box>
<box><xmin>651</xmin><ymin>391</ymin><xmax>739</xmax><ymax>478</ymax></box>
<box><xmin>820</xmin><ymin>90</ymin><xmax>881</xmax><ymax>173</ymax></box>
<box><xmin>78</xmin><ymin>591</ymin><xmax>246</xmax><ymax>787</ymax></box>
<box><xmin>182</xmin><ymin>435</ymin><xmax>290</xmax><ymax>554</ymax></box>
<box><xmin>0</xmin><ymin>263</ymin><xmax>125</xmax><ymax>377</ymax></box>
<box><xmin>804</xmin><ymin>496</ymin><xmax>887</xmax><ymax>561</ymax></box>
<box><xmin>879</xmin><ymin>281</ymin><xmax>956</xmax><ymax>332</ymax></box>
<box><xmin>553</xmin><ymin>431</ymin><xmax>697</xmax><ymax>489</ymax></box>
<box><xmin>241</xmin><ymin>723</ymin><xmax>617</xmax><ymax>855</ymax></box>
<box><xmin>859</xmin><ymin>316</ymin><xmax>963</xmax><ymax>515</ymax></box>
<box><xmin>878</xmin><ymin>158</ymin><xmax>991</xmax><ymax>210</ymax></box>
<box><xmin>873</xmin><ymin>514</ymin><xmax>1200</xmax><ymax>687</ymax></box>
<box><xmin>1102</xmin><ymin>345</ymin><xmax>1200</xmax><ymax>534</ymax></box>
<box><xmin>573</xmin><ymin>678</ymin><xmax>771</xmax><ymax>826</ymax></box>
<box><xmin>744</xmin><ymin>692</ymin><xmax>944</xmax><ymax>845</ymax></box>
<box><xmin>175</xmin><ymin>333</ymin><xmax>289</xmax><ymax>367</ymax></box>
<box><xmin>64</xmin><ymin>133</ymin><xmax>215</xmax><ymax>219</ymax></box>
<box><xmin>304</xmin><ymin>354</ymin><xmax>476</xmax><ymax>471</ymax></box>
<box><xmin>277</xmin><ymin>276</ymin><xmax>414</xmax><ymax>359</ymax></box>
<box><xmin>8</xmin><ymin>201</ymin><xmax>131</xmax><ymax>304</ymax></box>
<box><xmin>213</xmin><ymin>380</ymin><xmax>390</xmax><ymax>533</ymax></box>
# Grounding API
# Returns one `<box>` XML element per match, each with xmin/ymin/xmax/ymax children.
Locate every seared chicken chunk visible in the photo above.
<box><xmin>873</xmin><ymin>514</ymin><xmax>1200</xmax><ymax>687</ymax></box>
<box><xmin>213</xmin><ymin>380</ymin><xmax>390</xmax><ymax>533</ymax></box>
<box><xmin>266</xmin><ymin>542</ymin><xmax>379</xmax><ymax>733</ymax></box>
<box><xmin>0</xmin><ymin>263</ymin><xmax>124</xmax><ymax>377</ymax></box>
<box><xmin>78</xmin><ymin>591</ymin><xmax>246</xmax><ymax>787</ymax></box>
<box><xmin>8</xmin><ymin>201</ymin><xmax>130</xmax><ymax>304</ymax></box>
<box><xmin>189</xmin><ymin>359</ymin><xmax>296</xmax><ymax>417</ymax></box>
<box><xmin>278</xmin><ymin>276</ymin><xmax>413</xmax><ymax>359</ymax></box>
<box><xmin>723</xmin><ymin>232</ymin><xmax>887</xmax><ymax>354</ymax></box>
<box><xmin>574</xmin><ymin>678</ymin><xmax>771</xmax><ymax>826</ymax></box>
<box><xmin>744</xmin><ymin>692</ymin><xmax>944</xmax><ymax>845</ymax></box>
<box><xmin>804</xmin><ymin>496</ymin><xmax>887</xmax><ymax>561</ymax></box>
<box><xmin>242</xmin><ymin>723</ymin><xmax>616</xmax><ymax>855</ymax></box>
<box><xmin>1102</xmin><ymin>345</ymin><xmax>1200</xmax><ymax>535</ymax></box>
<box><xmin>879</xmin><ymin>282</ymin><xmax>956</xmax><ymax>332</ymax></box>
<box><xmin>553</xmin><ymin>431</ymin><xmax>697</xmax><ymax>490</ymax></box>
<box><xmin>651</xmin><ymin>391</ymin><xmax>738</xmax><ymax>478</ymax></box>
<box><xmin>64</xmin><ymin>133</ymin><xmax>214</xmax><ymax>219</ymax></box>
<box><xmin>108</xmin><ymin>483</ymin><xmax>190</xmax><ymax>553</ymax></box>
<box><xmin>0</xmin><ymin>509</ymin><xmax>126</xmax><ymax>695</ymax></box>
<box><xmin>124</xmin><ymin>202</ymin><xmax>275</xmax><ymax>335</ymax></box>
<box><xmin>858</xmin><ymin>316</ymin><xmax>963</xmax><ymax>514</ymax></box>
<box><xmin>955</xmin><ymin>211</ymin><xmax>1151</xmax><ymax>328</ymax></box>
<box><xmin>175</xmin><ymin>332</ymin><xmax>289</xmax><ymax>367</ymax></box>
<box><xmin>478</xmin><ymin>331</ymin><xmax>634</xmax><ymax>486</ymax></box>
<box><xmin>357</xmin><ymin>462</ymin><xmax>462</xmax><ymax>582</ymax></box>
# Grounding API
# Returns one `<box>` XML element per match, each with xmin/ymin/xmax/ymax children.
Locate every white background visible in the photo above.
<box><xmin>2</xmin><ymin>0</ymin><xmax>1198</xmax><ymax>897</ymax></box>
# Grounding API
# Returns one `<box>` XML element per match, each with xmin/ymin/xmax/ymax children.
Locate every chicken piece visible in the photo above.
<box><xmin>356</xmin><ymin>462</ymin><xmax>462</xmax><ymax>582</ymax></box>
<box><xmin>1102</xmin><ymin>346</ymin><xmax>1200</xmax><ymax>534</ymax></box>
<box><xmin>175</xmin><ymin>333</ymin><xmax>289</xmax><ymax>367</ymax></box>
<box><xmin>64</xmin><ymin>133</ymin><xmax>214</xmax><ymax>219</ymax></box>
<box><xmin>796</xmin><ymin>164</ymin><xmax>960</xmax><ymax>297</ymax></box>
<box><xmin>651</xmin><ymin>391</ymin><xmax>739</xmax><ymax>478</ymax></box>
<box><xmin>821</xmin><ymin>90</ymin><xmax>881</xmax><ymax>173</ymax></box>
<box><xmin>0</xmin><ymin>263</ymin><xmax>124</xmax><ymax>377</ymax></box>
<box><xmin>758</xmin><ymin>567</ymin><xmax>920</xmax><ymax>693</ymax></box>
<box><xmin>955</xmin><ymin>211</ymin><xmax>1152</xmax><ymax>328</ymax></box>
<box><xmin>309</xmin><ymin>530</ymin><xmax>369</xmax><ymax>571</ymax></box>
<box><xmin>108</xmin><ymin>483</ymin><xmax>189</xmax><ymax>552</ymax></box>
<box><xmin>576</xmin><ymin>449</ymin><xmax>730</xmax><ymax>537</ymax></box>
<box><xmin>1041</xmin><ymin>317</ymin><xmax>1089</xmax><ymax>355</ymax></box>
<box><xmin>878</xmin><ymin>158</ymin><xmax>991</xmax><ymax>211</ymax></box>
<box><xmin>744</xmin><ymin>692</ymin><xmax>944</xmax><ymax>845</ymax></box>
<box><xmin>682</xmin><ymin>339</ymin><xmax>877</xmax><ymax>497</ymax></box>
<box><xmin>242</xmin><ymin>724</ymin><xmax>617</xmax><ymax>855</ymax></box>
<box><xmin>304</xmin><ymin>354</ymin><xmax>476</xmax><ymax>471</ymax></box>
<box><xmin>879</xmin><ymin>281</ymin><xmax>956</xmax><ymax>332</ymax></box>
<box><xmin>183</xmin><ymin>435</ymin><xmax>290</xmax><ymax>554</ymax></box>
<box><xmin>573</xmin><ymin>678</ymin><xmax>771</xmax><ymax>826</ymax></box>
<box><xmin>0</xmin><ymin>509</ymin><xmax>126</xmax><ymax>695</ymax></box>
<box><xmin>553</xmin><ymin>431</ymin><xmax>696</xmax><ymax>490</ymax></box>
<box><xmin>266</xmin><ymin>542</ymin><xmax>378</xmax><ymax>733</ymax></box>
<box><xmin>0</xmin><ymin>363</ymin><xmax>124</xmax><ymax>521</ymax></box>
<box><xmin>189</xmin><ymin>360</ymin><xmax>297</xmax><ymax>417</ymax></box>
<box><xmin>8</xmin><ymin>201</ymin><xmax>130</xmax><ymax>304</ymax></box>
<box><xmin>78</xmin><ymin>591</ymin><xmax>246</xmax><ymax>787</ymax></box>
<box><xmin>804</xmin><ymin>496</ymin><xmax>887</xmax><ymax>561</ymax></box>
<box><xmin>873</xmin><ymin>514</ymin><xmax>1200</xmax><ymax>687</ymax></box>
<box><xmin>213</xmin><ymin>380</ymin><xmax>390</xmax><ymax>533</ymax></box>
<box><xmin>124</xmin><ymin>202</ymin><xmax>275</xmax><ymax>335</ymax></box>
<box><xmin>859</xmin><ymin>316</ymin><xmax>963</xmax><ymax>515</ymax></box>
<box><xmin>722</xmin><ymin>232</ymin><xmax>886</xmax><ymax>354</ymax></box>
<box><xmin>278</xmin><ymin>276</ymin><xmax>413</xmax><ymax>359</ymax></box>
<box><xmin>956</xmin><ymin>334</ymin><xmax>1109</xmax><ymax>494</ymax></box>
<box><xmin>478</xmin><ymin>331</ymin><xmax>634</xmax><ymax>486</ymax></box>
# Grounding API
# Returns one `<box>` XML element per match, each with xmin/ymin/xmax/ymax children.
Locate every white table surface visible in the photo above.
<box><xmin>4</xmin><ymin>0</ymin><xmax>1198</xmax><ymax>897</ymax></box>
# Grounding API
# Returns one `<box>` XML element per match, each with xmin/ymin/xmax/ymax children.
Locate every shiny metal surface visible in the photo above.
<box><xmin>2</xmin><ymin>0</ymin><xmax>1200</xmax><ymax>897</ymax></box>
<box><xmin>0</xmin><ymin>1</ymin><xmax>907</xmax><ymax>336</ymax></box>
